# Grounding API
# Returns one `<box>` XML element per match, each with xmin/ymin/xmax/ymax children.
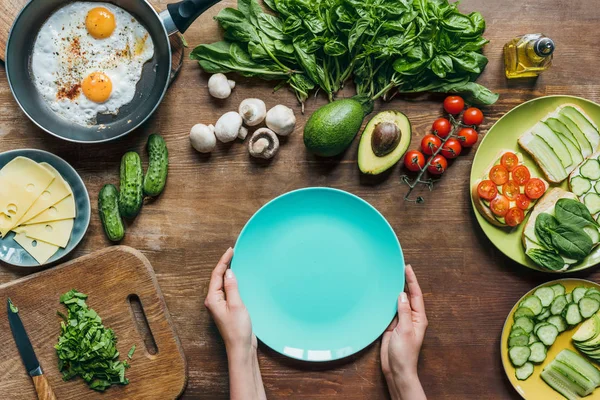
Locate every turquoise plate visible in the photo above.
<box><xmin>232</xmin><ymin>187</ymin><xmax>405</xmax><ymax>362</ymax></box>
<box><xmin>0</xmin><ymin>149</ymin><xmax>90</xmax><ymax>268</ymax></box>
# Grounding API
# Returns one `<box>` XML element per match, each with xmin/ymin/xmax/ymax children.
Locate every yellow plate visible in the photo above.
<box><xmin>502</xmin><ymin>279</ymin><xmax>600</xmax><ymax>399</ymax></box>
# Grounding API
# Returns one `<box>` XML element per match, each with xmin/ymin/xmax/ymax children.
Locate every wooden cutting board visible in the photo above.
<box><xmin>0</xmin><ymin>246</ymin><xmax>187</xmax><ymax>399</ymax></box>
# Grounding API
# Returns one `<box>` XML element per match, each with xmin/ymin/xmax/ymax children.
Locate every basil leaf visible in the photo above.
<box><xmin>555</xmin><ymin>198</ymin><xmax>599</xmax><ymax>228</ymax></box>
<box><xmin>527</xmin><ymin>249</ymin><xmax>565</xmax><ymax>271</ymax></box>
<box><xmin>551</xmin><ymin>225</ymin><xmax>593</xmax><ymax>261</ymax></box>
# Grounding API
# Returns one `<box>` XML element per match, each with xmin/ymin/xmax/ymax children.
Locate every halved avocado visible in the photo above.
<box><xmin>358</xmin><ymin>111</ymin><xmax>411</xmax><ymax>175</ymax></box>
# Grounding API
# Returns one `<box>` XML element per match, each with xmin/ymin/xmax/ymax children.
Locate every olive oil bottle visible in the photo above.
<box><xmin>504</xmin><ymin>34</ymin><xmax>555</xmax><ymax>78</ymax></box>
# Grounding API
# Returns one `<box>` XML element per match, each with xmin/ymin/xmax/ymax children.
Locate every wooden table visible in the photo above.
<box><xmin>1</xmin><ymin>0</ymin><xmax>599</xmax><ymax>398</ymax></box>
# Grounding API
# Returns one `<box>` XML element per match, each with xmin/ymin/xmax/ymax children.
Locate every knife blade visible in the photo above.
<box><xmin>7</xmin><ymin>298</ymin><xmax>56</xmax><ymax>400</ymax></box>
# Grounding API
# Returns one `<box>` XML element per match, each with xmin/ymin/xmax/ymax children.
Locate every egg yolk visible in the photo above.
<box><xmin>82</xmin><ymin>72</ymin><xmax>112</xmax><ymax>103</ymax></box>
<box><xmin>86</xmin><ymin>7</ymin><xmax>115</xmax><ymax>39</ymax></box>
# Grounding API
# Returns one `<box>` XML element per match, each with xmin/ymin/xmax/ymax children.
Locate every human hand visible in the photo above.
<box><xmin>381</xmin><ymin>264</ymin><xmax>428</xmax><ymax>400</ymax></box>
<box><xmin>204</xmin><ymin>247</ymin><xmax>257</xmax><ymax>354</ymax></box>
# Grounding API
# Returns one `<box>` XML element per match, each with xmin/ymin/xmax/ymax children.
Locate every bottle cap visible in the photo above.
<box><xmin>534</xmin><ymin>37</ymin><xmax>555</xmax><ymax>57</ymax></box>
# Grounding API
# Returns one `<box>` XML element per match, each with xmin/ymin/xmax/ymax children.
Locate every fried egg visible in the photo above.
<box><xmin>31</xmin><ymin>2</ymin><xmax>154</xmax><ymax>126</ymax></box>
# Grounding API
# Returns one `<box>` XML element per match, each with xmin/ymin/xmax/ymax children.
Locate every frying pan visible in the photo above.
<box><xmin>5</xmin><ymin>0</ymin><xmax>219</xmax><ymax>143</ymax></box>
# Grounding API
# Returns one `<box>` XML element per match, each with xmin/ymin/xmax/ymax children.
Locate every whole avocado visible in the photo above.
<box><xmin>304</xmin><ymin>99</ymin><xmax>364</xmax><ymax>157</ymax></box>
<box><xmin>119</xmin><ymin>151</ymin><xmax>143</xmax><ymax>219</ymax></box>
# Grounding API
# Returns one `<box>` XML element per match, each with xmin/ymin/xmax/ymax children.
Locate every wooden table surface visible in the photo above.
<box><xmin>1</xmin><ymin>0</ymin><xmax>599</xmax><ymax>399</ymax></box>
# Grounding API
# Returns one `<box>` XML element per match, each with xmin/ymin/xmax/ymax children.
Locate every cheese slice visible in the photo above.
<box><xmin>14</xmin><ymin>219</ymin><xmax>74</xmax><ymax>248</ymax></box>
<box><xmin>0</xmin><ymin>157</ymin><xmax>55</xmax><ymax>237</ymax></box>
<box><xmin>13</xmin><ymin>232</ymin><xmax>59</xmax><ymax>264</ymax></box>
<box><xmin>26</xmin><ymin>194</ymin><xmax>76</xmax><ymax>224</ymax></box>
<box><xmin>16</xmin><ymin>162</ymin><xmax>72</xmax><ymax>227</ymax></box>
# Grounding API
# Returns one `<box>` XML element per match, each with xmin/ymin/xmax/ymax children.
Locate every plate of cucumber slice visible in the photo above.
<box><xmin>502</xmin><ymin>279</ymin><xmax>600</xmax><ymax>399</ymax></box>
<box><xmin>471</xmin><ymin>95</ymin><xmax>600</xmax><ymax>272</ymax></box>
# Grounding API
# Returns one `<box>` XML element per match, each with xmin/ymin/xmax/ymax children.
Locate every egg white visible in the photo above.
<box><xmin>31</xmin><ymin>2</ymin><xmax>155</xmax><ymax>126</ymax></box>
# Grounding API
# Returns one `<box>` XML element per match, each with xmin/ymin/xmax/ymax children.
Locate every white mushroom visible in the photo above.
<box><xmin>248</xmin><ymin>128</ymin><xmax>279</xmax><ymax>159</ymax></box>
<box><xmin>238</xmin><ymin>126</ymin><xmax>249</xmax><ymax>140</ymax></box>
<box><xmin>214</xmin><ymin>111</ymin><xmax>245</xmax><ymax>143</ymax></box>
<box><xmin>208</xmin><ymin>73</ymin><xmax>235</xmax><ymax>99</ymax></box>
<box><xmin>239</xmin><ymin>98</ymin><xmax>267</xmax><ymax>126</ymax></box>
<box><xmin>266</xmin><ymin>105</ymin><xmax>296</xmax><ymax>136</ymax></box>
<box><xmin>190</xmin><ymin>124</ymin><xmax>216</xmax><ymax>153</ymax></box>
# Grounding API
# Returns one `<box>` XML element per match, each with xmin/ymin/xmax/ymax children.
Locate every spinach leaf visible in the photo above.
<box><xmin>555</xmin><ymin>198</ymin><xmax>599</xmax><ymax>228</ymax></box>
<box><xmin>550</xmin><ymin>225</ymin><xmax>593</xmax><ymax>261</ymax></box>
<box><xmin>527</xmin><ymin>249</ymin><xmax>565</xmax><ymax>271</ymax></box>
<box><xmin>535</xmin><ymin>213</ymin><xmax>559</xmax><ymax>249</ymax></box>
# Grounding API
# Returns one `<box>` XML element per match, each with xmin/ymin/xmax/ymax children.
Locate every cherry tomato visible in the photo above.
<box><xmin>463</xmin><ymin>107</ymin><xmax>484</xmax><ymax>126</ymax></box>
<box><xmin>457</xmin><ymin>128</ymin><xmax>478</xmax><ymax>148</ymax></box>
<box><xmin>512</xmin><ymin>165</ymin><xmax>531</xmax><ymax>186</ymax></box>
<box><xmin>443</xmin><ymin>96</ymin><xmax>465</xmax><ymax>115</ymax></box>
<box><xmin>525</xmin><ymin>178</ymin><xmax>546</xmax><ymax>200</ymax></box>
<box><xmin>421</xmin><ymin>134</ymin><xmax>442</xmax><ymax>155</ymax></box>
<box><xmin>404</xmin><ymin>150</ymin><xmax>426</xmax><ymax>172</ymax></box>
<box><xmin>489</xmin><ymin>165</ymin><xmax>509</xmax><ymax>185</ymax></box>
<box><xmin>477</xmin><ymin>180</ymin><xmax>498</xmax><ymax>201</ymax></box>
<box><xmin>490</xmin><ymin>195</ymin><xmax>510</xmax><ymax>217</ymax></box>
<box><xmin>441</xmin><ymin>138</ymin><xmax>462</xmax><ymax>159</ymax></box>
<box><xmin>502</xmin><ymin>180</ymin><xmax>520</xmax><ymax>200</ymax></box>
<box><xmin>427</xmin><ymin>155</ymin><xmax>448</xmax><ymax>175</ymax></box>
<box><xmin>432</xmin><ymin>118</ymin><xmax>451</xmax><ymax>138</ymax></box>
<box><xmin>500</xmin><ymin>152</ymin><xmax>519</xmax><ymax>172</ymax></box>
<box><xmin>505</xmin><ymin>207</ymin><xmax>525</xmax><ymax>227</ymax></box>
<box><xmin>515</xmin><ymin>194</ymin><xmax>531</xmax><ymax>210</ymax></box>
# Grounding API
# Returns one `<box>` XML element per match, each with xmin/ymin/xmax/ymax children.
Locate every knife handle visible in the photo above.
<box><xmin>32</xmin><ymin>374</ymin><xmax>57</xmax><ymax>400</ymax></box>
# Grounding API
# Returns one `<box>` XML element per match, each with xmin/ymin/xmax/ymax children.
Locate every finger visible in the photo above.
<box><xmin>208</xmin><ymin>248</ymin><xmax>234</xmax><ymax>294</ymax></box>
<box><xmin>224</xmin><ymin>268</ymin><xmax>244</xmax><ymax>308</ymax></box>
<box><xmin>405</xmin><ymin>264</ymin><xmax>426</xmax><ymax>317</ymax></box>
<box><xmin>395</xmin><ymin>293</ymin><xmax>413</xmax><ymax>335</ymax></box>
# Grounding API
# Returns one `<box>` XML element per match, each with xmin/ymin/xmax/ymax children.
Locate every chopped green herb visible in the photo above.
<box><xmin>128</xmin><ymin>345</ymin><xmax>136</xmax><ymax>359</ymax></box>
<box><xmin>8</xmin><ymin>298</ymin><xmax>18</xmax><ymax>314</ymax></box>
<box><xmin>55</xmin><ymin>289</ymin><xmax>130</xmax><ymax>392</ymax></box>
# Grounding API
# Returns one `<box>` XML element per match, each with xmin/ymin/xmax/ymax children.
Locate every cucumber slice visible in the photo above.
<box><xmin>561</xmin><ymin>106</ymin><xmax>600</xmax><ymax>150</ymax></box>
<box><xmin>567</xmin><ymin>293</ymin><xmax>573</xmax><ymax>304</ymax></box>
<box><xmin>546</xmin><ymin>117</ymin><xmax>581</xmax><ymax>150</ymax></box>
<box><xmin>595</xmin><ymin>180</ymin><xmax>600</xmax><ymax>194</ymax></box>
<box><xmin>514</xmin><ymin>316</ymin><xmax>535</xmax><ymax>333</ymax></box>
<box><xmin>552</xmin><ymin>360</ymin><xmax>596</xmax><ymax>396</ymax></box>
<box><xmin>529</xmin><ymin>333</ymin><xmax>540</xmax><ymax>344</ymax></box>
<box><xmin>583</xmin><ymin>225</ymin><xmax>600</xmax><ymax>244</ymax></box>
<box><xmin>551</xmin><ymin>295</ymin><xmax>568</xmax><ymax>316</ymax></box>
<box><xmin>579</xmin><ymin>297</ymin><xmax>600</xmax><ymax>319</ymax></box>
<box><xmin>526</xmin><ymin>135</ymin><xmax>568</xmax><ymax>182</ymax></box>
<box><xmin>522</xmin><ymin>295</ymin><xmax>544</xmax><ymax>315</ymax></box>
<box><xmin>547</xmin><ymin>315</ymin><xmax>568</xmax><ymax>333</ymax></box>
<box><xmin>587</xmin><ymin>293</ymin><xmax>600</xmax><ymax>303</ymax></box>
<box><xmin>534</xmin><ymin>322</ymin><xmax>547</xmax><ymax>335</ymax></box>
<box><xmin>573</xmin><ymin>287</ymin><xmax>589</xmax><ymax>304</ymax></box>
<box><xmin>584</xmin><ymin>193</ymin><xmax>600</xmax><ymax>214</ymax></box>
<box><xmin>528</xmin><ymin>342</ymin><xmax>547</xmax><ymax>363</ymax></box>
<box><xmin>516</xmin><ymin>362</ymin><xmax>535</xmax><ymax>380</ymax></box>
<box><xmin>551</xmin><ymin>284</ymin><xmax>567</xmax><ymax>297</ymax></box>
<box><xmin>557</xmin><ymin>112</ymin><xmax>593</xmax><ymax>157</ymax></box>
<box><xmin>535</xmin><ymin>286</ymin><xmax>556</xmax><ymax>307</ymax></box>
<box><xmin>556</xmin><ymin>349</ymin><xmax>600</xmax><ymax>387</ymax></box>
<box><xmin>565</xmin><ymin>303</ymin><xmax>583</xmax><ymax>326</ymax></box>
<box><xmin>537</xmin><ymin>324</ymin><xmax>559</xmax><ymax>346</ymax></box>
<box><xmin>532</xmin><ymin>122</ymin><xmax>573</xmax><ymax>167</ymax></box>
<box><xmin>571</xmin><ymin>175</ymin><xmax>592</xmax><ymax>197</ymax></box>
<box><xmin>509</xmin><ymin>346</ymin><xmax>532</xmax><ymax>367</ymax></box>
<box><xmin>559</xmin><ymin>132</ymin><xmax>585</xmax><ymax>167</ymax></box>
<box><xmin>586</xmin><ymin>288</ymin><xmax>600</xmax><ymax>297</ymax></box>
<box><xmin>541</xmin><ymin>366</ymin><xmax>582</xmax><ymax>400</ymax></box>
<box><xmin>572</xmin><ymin>314</ymin><xmax>600</xmax><ymax>342</ymax></box>
<box><xmin>515</xmin><ymin>307</ymin><xmax>535</xmax><ymax>320</ymax></box>
<box><xmin>509</xmin><ymin>334</ymin><xmax>530</xmax><ymax>347</ymax></box>
<box><xmin>511</xmin><ymin>327</ymin><xmax>527</xmax><ymax>337</ymax></box>
<box><xmin>580</xmin><ymin>159</ymin><xmax>600</xmax><ymax>180</ymax></box>
<box><xmin>537</xmin><ymin>308</ymin><xmax>551</xmax><ymax>321</ymax></box>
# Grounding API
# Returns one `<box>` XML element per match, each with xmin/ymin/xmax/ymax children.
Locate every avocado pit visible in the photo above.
<box><xmin>371</xmin><ymin>122</ymin><xmax>401</xmax><ymax>157</ymax></box>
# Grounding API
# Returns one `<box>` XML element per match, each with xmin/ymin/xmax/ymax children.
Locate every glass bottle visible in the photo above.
<box><xmin>504</xmin><ymin>34</ymin><xmax>555</xmax><ymax>78</ymax></box>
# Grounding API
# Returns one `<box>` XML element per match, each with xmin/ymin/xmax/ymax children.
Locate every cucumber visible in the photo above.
<box><xmin>537</xmin><ymin>324</ymin><xmax>559</xmax><ymax>346</ymax></box>
<box><xmin>535</xmin><ymin>286</ymin><xmax>556</xmax><ymax>307</ymax></box>
<box><xmin>98</xmin><ymin>184</ymin><xmax>125</xmax><ymax>242</ymax></box>
<box><xmin>547</xmin><ymin>315</ymin><xmax>567</xmax><ymax>333</ymax></box>
<box><xmin>571</xmin><ymin>176</ymin><xmax>592</xmax><ymax>197</ymax></box>
<box><xmin>551</xmin><ymin>295</ymin><xmax>568</xmax><ymax>316</ymax></box>
<box><xmin>536</xmin><ymin>308</ymin><xmax>551</xmax><ymax>321</ymax></box>
<box><xmin>580</xmin><ymin>159</ymin><xmax>600</xmax><ymax>180</ymax></box>
<box><xmin>510</xmin><ymin>327</ymin><xmax>527</xmax><ymax>338</ymax></box>
<box><xmin>514</xmin><ymin>307</ymin><xmax>535</xmax><ymax>320</ymax></box>
<box><xmin>522</xmin><ymin>295</ymin><xmax>543</xmax><ymax>315</ymax></box>
<box><xmin>529</xmin><ymin>333</ymin><xmax>540</xmax><ymax>344</ymax></box>
<box><xmin>559</xmin><ymin>132</ymin><xmax>585</xmax><ymax>167</ymax></box>
<box><xmin>565</xmin><ymin>303</ymin><xmax>583</xmax><ymax>326</ymax></box>
<box><xmin>561</xmin><ymin>106</ymin><xmax>600</xmax><ymax>150</ymax></box>
<box><xmin>557</xmin><ymin>112</ymin><xmax>593</xmax><ymax>157</ymax></box>
<box><xmin>552</xmin><ymin>360</ymin><xmax>596</xmax><ymax>396</ymax></box>
<box><xmin>143</xmin><ymin>134</ymin><xmax>169</xmax><ymax>197</ymax></box>
<box><xmin>551</xmin><ymin>284</ymin><xmax>567</xmax><ymax>297</ymax></box>
<box><xmin>532</xmin><ymin>121</ymin><xmax>572</xmax><ymax>167</ymax></box>
<box><xmin>584</xmin><ymin>193</ymin><xmax>600</xmax><ymax>215</ymax></box>
<box><xmin>509</xmin><ymin>334</ymin><xmax>530</xmax><ymax>347</ymax></box>
<box><xmin>583</xmin><ymin>225</ymin><xmax>600</xmax><ymax>244</ymax></box>
<box><xmin>587</xmin><ymin>293</ymin><xmax>600</xmax><ymax>303</ymax></box>
<box><xmin>556</xmin><ymin>349</ymin><xmax>600</xmax><ymax>387</ymax></box>
<box><xmin>119</xmin><ymin>152</ymin><xmax>144</xmax><ymax>219</ymax></box>
<box><xmin>573</xmin><ymin>287</ymin><xmax>589</xmax><ymax>304</ymax></box>
<box><xmin>514</xmin><ymin>316</ymin><xmax>535</xmax><ymax>333</ymax></box>
<box><xmin>545</xmin><ymin>117</ymin><xmax>581</xmax><ymax>150</ymax></box>
<box><xmin>509</xmin><ymin>346</ymin><xmax>531</xmax><ymax>367</ymax></box>
<box><xmin>541</xmin><ymin>366</ymin><xmax>582</xmax><ymax>400</ymax></box>
<box><xmin>528</xmin><ymin>342</ymin><xmax>547</xmax><ymax>363</ymax></box>
<box><xmin>595</xmin><ymin>180</ymin><xmax>600</xmax><ymax>194</ymax></box>
<box><xmin>526</xmin><ymin>135</ymin><xmax>568</xmax><ymax>182</ymax></box>
<box><xmin>579</xmin><ymin>297</ymin><xmax>600</xmax><ymax>319</ymax></box>
<box><xmin>515</xmin><ymin>362</ymin><xmax>534</xmax><ymax>380</ymax></box>
<box><xmin>567</xmin><ymin>293</ymin><xmax>573</xmax><ymax>304</ymax></box>
<box><xmin>573</xmin><ymin>314</ymin><xmax>600</xmax><ymax>342</ymax></box>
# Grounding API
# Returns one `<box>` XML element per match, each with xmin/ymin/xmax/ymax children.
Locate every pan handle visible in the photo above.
<box><xmin>161</xmin><ymin>0</ymin><xmax>222</xmax><ymax>35</ymax></box>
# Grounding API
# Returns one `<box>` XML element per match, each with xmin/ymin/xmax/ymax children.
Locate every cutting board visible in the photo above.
<box><xmin>0</xmin><ymin>246</ymin><xmax>187</xmax><ymax>399</ymax></box>
<box><xmin>0</xmin><ymin>0</ymin><xmax>184</xmax><ymax>64</ymax></box>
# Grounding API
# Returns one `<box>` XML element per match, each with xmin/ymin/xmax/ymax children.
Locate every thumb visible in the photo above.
<box><xmin>396</xmin><ymin>292</ymin><xmax>413</xmax><ymax>335</ymax></box>
<box><xmin>224</xmin><ymin>269</ymin><xmax>243</xmax><ymax>308</ymax></box>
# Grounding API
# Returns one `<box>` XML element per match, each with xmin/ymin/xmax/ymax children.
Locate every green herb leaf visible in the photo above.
<box><xmin>555</xmin><ymin>198</ymin><xmax>599</xmax><ymax>228</ymax></box>
<box><xmin>550</xmin><ymin>225</ymin><xmax>593</xmax><ymax>261</ymax></box>
<box><xmin>128</xmin><ymin>345</ymin><xmax>136</xmax><ymax>359</ymax></box>
<box><xmin>526</xmin><ymin>249</ymin><xmax>565</xmax><ymax>271</ymax></box>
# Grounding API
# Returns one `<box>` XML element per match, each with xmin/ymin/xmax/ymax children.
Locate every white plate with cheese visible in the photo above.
<box><xmin>0</xmin><ymin>149</ymin><xmax>90</xmax><ymax>267</ymax></box>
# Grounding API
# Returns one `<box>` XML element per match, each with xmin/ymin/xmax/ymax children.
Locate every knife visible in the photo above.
<box><xmin>7</xmin><ymin>298</ymin><xmax>57</xmax><ymax>400</ymax></box>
